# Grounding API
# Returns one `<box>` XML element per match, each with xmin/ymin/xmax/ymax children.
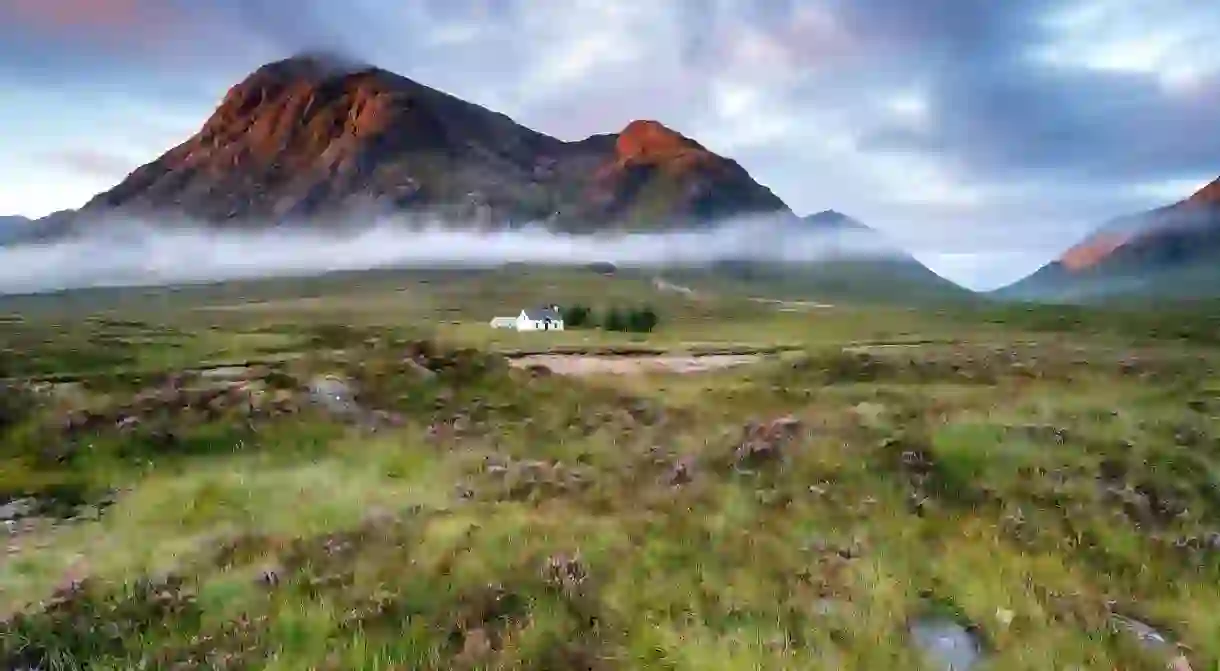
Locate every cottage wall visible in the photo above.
<box><xmin>507</xmin><ymin>310</ymin><xmax>564</xmax><ymax>331</ymax></box>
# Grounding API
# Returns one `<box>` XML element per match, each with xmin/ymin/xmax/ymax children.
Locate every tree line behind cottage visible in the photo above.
<box><xmin>561</xmin><ymin>304</ymin><xmax>659</xmax><ymax>333</ymax></box>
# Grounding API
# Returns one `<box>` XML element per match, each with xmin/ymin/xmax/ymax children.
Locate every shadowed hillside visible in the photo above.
<box><xmin>998</xmin><ymin>176</ymin><xmax>1220</xmax><ymax>302</ymax></box>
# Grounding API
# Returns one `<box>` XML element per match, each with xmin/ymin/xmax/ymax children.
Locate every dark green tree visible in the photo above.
<box><xmin>628</xmin><ymin>306</ymin><xmax>659</xmax><ymax>333</ymax></box>
<box><xmin>603</xmin><ymin>307</ymin><xmax>627</xmax><ymax>332</ymax></box>
<box><xmin>561</xmin><ymin>304</ymin><xmax>591</xmax><ymax>328</ymax></box>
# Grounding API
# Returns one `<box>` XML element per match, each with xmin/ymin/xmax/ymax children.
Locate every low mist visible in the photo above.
<box><xmin>0</xmin><ymin>214</ymin><xmax>902</xmax><ymax>295</ymax></box>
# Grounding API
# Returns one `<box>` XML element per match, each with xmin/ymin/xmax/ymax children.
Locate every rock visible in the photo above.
<box><xmin>256</xmin><ymin>567</ymin><xmax>281</xmax><ymax>588</ymax></box>
<box><xmin>308</xmin><ymin>375</ymin><xmax>358</xmax><ymax>416</ymax></box>
<box><xmin>0</xmin><ymin>498</ymin><xmax>36</xmax><ymax>522</ymax></box>
<box><xmin>199</xmin><ymin>366</ymin><xmax>252</xmax><ymax>380</ymax></box>
<box><xmin>664</xmin><ymin>456</ymin><xmax>697</xmax><ymax>486</ymax></box>
<box><xmin>909</xmin><ymin>617</ymin><xmax>983</xmax><ymax>671</ymax></box>
<box><xmin>1109</xmin><ymin>614</ymin><xmax>1196</xmax><ymax>669</ymax></box>
<box><xmin>115</xmin><ymin>415</ymin><xmax>140</xmax><ymax>431</ymax></box>
<box><xmin>1109</xmin><ymin>613</ymin><xmax>1170</xmax><ymax>648</ymax></box>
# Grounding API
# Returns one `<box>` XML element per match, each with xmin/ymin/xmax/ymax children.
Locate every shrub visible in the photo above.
<box><xmin>561</xmin><ymin>304</ymin><xmax>593</xmax><ymax>328</ymax></box>
<box><xmin>598</xmin><ymin>306</ymin><xmax>659</xmax><ymax>333</ymax></box>
<box><xmin>626</xmin><ymin>306</ymin><xmax>658</xmax><ymax>333</ymax></box>
<box><xmin>602</xmin><ymin>307</ymin><xmax>627</xmax><ymax>332</ymax></box>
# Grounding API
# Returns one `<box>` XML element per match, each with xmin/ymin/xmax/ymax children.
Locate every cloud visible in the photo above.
<box><xmin>820</xmin><ymin>0</ymin><xmax>1220</xmax><ymax>186</ymax></box>
<box><xmin>5</xmin><ymin>0</ymin><xmax>160</xmax><ymax>30</ymax></box>
<box><xmin>0</xmin><ymin>213</ymin><xmax>900</xmax><ymax>295</ymax></box>
<box><xmin>917</xmin><ymin>251</ymin><xmax>1056</xmax><ymax>292</ymax></box>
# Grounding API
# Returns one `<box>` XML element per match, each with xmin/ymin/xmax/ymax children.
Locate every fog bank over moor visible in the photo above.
<box><xmin>0</xmin><ymin>213</ymin><xmax>905</xmax><ymax>294</ymax></box>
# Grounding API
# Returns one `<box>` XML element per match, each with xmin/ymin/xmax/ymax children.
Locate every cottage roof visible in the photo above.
<box><xmin>522</xmin><ymin>307</ymin><xmax>561</xmax><ymax>321</ymax></box>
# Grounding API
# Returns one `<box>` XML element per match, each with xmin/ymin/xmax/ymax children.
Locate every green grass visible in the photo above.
<box><xmin>1</xmin><ymin>268</ymin><xmax>1219</xmax><ymax>669</ymax></box>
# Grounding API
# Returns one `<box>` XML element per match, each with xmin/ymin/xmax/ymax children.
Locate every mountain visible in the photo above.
<box><xmin>0</xmin><ymin>211</ymin><xmax>82</xmax><ymax>246</ymax></box>
<box><xmin>13</xmin><ymin>54</ymin><xmax>970</xmax><ymax>304</ymax></box>
<box><xmin>68</xmin><ymin>53</ymin><xmax>788</xmax><ymax>231</ymax></box>
<box><xmin>997</xmin><ymin>176</ymin><xmax>1220</xmax><ymax>302</ymax></box>
<box><xmin>669</xmin><ymin>211</ymin><xmax>975</xmax><ymax>304</ymax></box>
<box><xmin>801</xmin><ymin>209</ymin><xmax>873</xmax><ymax>232</ymax></box>
<box><xmin>0</xmin><ymin>215</ymin><xmax>30</xmax><ymax>244</ymax></box>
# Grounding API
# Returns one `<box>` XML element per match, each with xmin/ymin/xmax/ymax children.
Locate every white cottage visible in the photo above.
<box><xmin>490</xmin><ymin>305</ymin><xmax>564</xmax><ymax>331</ymax></box>
<box><xmin>516</xmin><ymin>305</ymin><xmax>564</xmax><ymax>331</ymax></box>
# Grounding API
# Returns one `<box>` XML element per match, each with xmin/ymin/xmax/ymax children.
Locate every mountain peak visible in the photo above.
<box><xmin>805</xmin><ymin>209</ymin><xmax>849</xmax><ymax>222</ymax></box>
<box><xmin>1187</xmin><ymin>176</ymin><xmax>1220</xmax><ymax>206</ymax></box>
<box><xmin>253</xmin><ymin>51</ymin><xmax>377</xmax><ymax>81</ymax></box>
<box><xmin>285</xmin><ymin>49</ymin><xmax>368</xmax><ymax>68</ymax></box>
<box><xmin>615</xmin><ymin>120</ymin><xmax>707</xmax><ymax>163</ymax></box>
<box><xmin>221</xmin><ymin>53</ymin><xmax>384</xmax><ymax>105</ymax></box>
<box><xmin>802</xmin><ymin>209</ymin><xmax>869</xmax><ymax>231</ymax></box>
<box><xmin>201</xmin><ymin>53</ymin><xmax>405</xmax><ymax>145</ymax></box>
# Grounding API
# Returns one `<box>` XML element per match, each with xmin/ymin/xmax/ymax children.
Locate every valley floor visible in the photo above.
<box><xmin>1</xmin><ymin>269</ymin><xmax>1218</xmax><ymax>670</ymax></box>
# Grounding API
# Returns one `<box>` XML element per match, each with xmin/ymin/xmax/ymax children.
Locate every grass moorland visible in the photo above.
<box><xmin>0</xmin><ymin>267</ymin><xmax>1218</xmax><ymax>670</ymax></box>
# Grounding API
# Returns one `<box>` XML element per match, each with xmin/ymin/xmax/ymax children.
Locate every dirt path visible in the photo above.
<box><xmin>748</xmin><ymin>297</ymin><xmax>836</xmax><ymax>310</ymax></box>
<box><xmin>650</xmin><ymin>276</ymin><xmax>834</xmax><ymax>311</ymax></box>
<box><xmin>510</xmin><ymin>353</ymin><xmax>762</xmax><ymax>376</ymax></box>
<box><xmin>652</xmin><ymin>277</ymin><xmax>700</xmax><ymax>297</ymax></box>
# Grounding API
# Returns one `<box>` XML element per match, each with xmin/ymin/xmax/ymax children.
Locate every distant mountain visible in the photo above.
<box><xmin>801</xmin><ymin>209</ymin><xmax>872</xmax><ymax>232</ymax></box>
<box><xmin>0</xmin><ymin>211</ymin><xmax>81</xmax><ymax>246</ymax></box>
<box><xmin>671</xmin><ymin>211</ymin><xmax>975</xmax><ymax>304</ymax></box>
<box><xmin>66</xmin><ymin>53</ymin><xmax>787</xmax><ymax>232</ymax></box>
<box><xmin>997</xmin><ymin>176</ymin><xmax>1220</xmax><ymax>302</ymax></box>
<box><xmin>0</xmin><ymin>215</ymin><xmax>30</xmax><ymax>244</ymax></box>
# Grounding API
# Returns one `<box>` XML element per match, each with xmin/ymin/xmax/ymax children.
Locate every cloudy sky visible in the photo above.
<box><xmin>1</xmin><ymin>0</ymin><xmax>1218</xmax><ymax>289</ymax></box>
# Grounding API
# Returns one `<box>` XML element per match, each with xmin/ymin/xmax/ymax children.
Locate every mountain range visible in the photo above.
<box><xmin>6</xmin><ymin>52</ymin><xmax>1218</xmax><ymax>303</ymax></box>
